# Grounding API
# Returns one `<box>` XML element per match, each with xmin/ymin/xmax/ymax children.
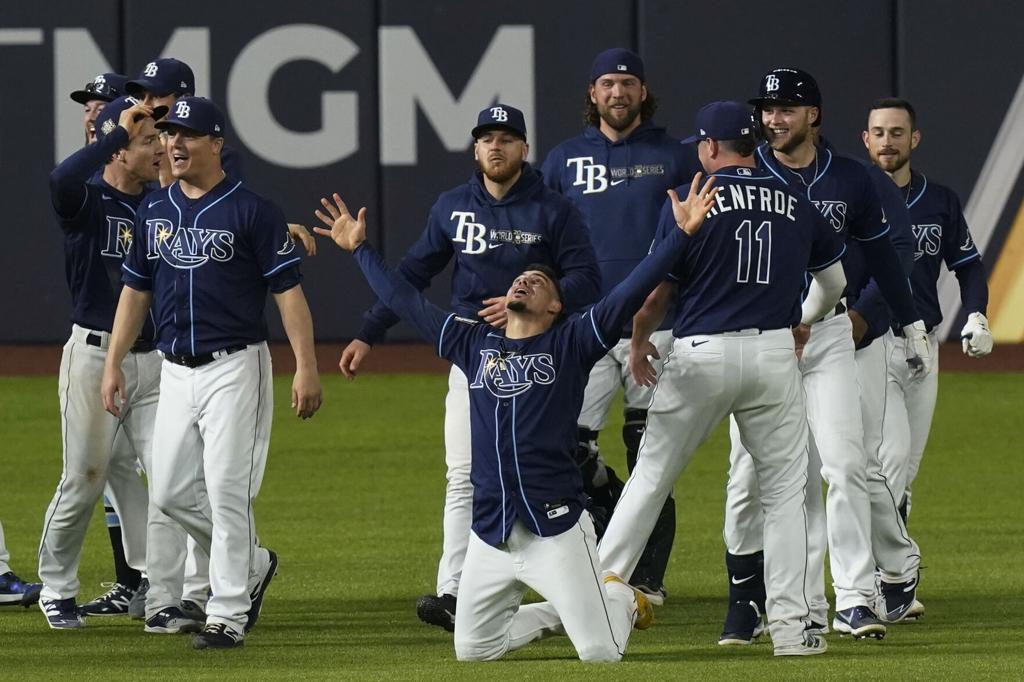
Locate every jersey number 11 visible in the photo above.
<box><xmin>735</xmin><ymin>220</ymin><xmax>772</xmax><ymax>284</ymax></box>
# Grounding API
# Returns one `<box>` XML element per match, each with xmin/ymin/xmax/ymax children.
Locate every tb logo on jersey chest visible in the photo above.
<box><xmin>565</xmin><ymin>156</ymin><xmax>609</xmax><ymax>194</ymax></box>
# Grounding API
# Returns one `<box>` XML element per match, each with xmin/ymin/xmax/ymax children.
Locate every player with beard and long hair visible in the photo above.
<box><xmin>542</xmin><ymin>48</ymin><xmax>701</xmax><ymax>607</ymax></box>
<box><xmin>336</xmin><ymin>104</ymin><xmax>601</xmax><ymax>632</ymax></box>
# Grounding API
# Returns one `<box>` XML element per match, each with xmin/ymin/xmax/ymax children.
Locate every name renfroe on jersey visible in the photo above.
<box><xmin>706</xmin><ymin>183</ymin><xmax>798</xmax><ymax>221</ymax></box>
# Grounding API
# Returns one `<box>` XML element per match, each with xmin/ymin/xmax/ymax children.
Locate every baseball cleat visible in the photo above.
<box><xmin>904</xmin><ymin>599</ymin><xmax>925</xmax><ymax>620</ymax></box>
<box><xmin>718</xmin><ymin>600</ymin><xmax>766</xmax><ymax>646</ymax></box>
<box><xmin>192</xmin><ymin>622</ymin><xmax>244</xmax><ymax>650</ymax></box>
<box><xmin>144</xmin><ymin>606</ymin><xmax>204</xmax><ymax>634</ymax></box>
<box><xmin>833</xmin><ymin>606</ymin><xmax>886</xmax><ymax>639</ymax></box>
<box><xmin>774</xmin><ymin>631</ymin><xmax>828</xmax><ymax>656</ymax></box>
<box><xmin>128</xmin><ymin>578</ymin><xmax>148</xmax><ymax>620</ymax></box>
<box><xmin>180</xmin><ymin>599</ymin><xmax>207</xmax><ymax>623</ymax></box>
<box><xmin>79</xmin><ymin>582</ymin><xmax>135</xmax><ymax>616</ymax></box>
<box><xmin>21</xmin><ymin>582</ymin><xmax>42</xmax><ymax>607</ymax></box>
<box><xmin>245</xmin><ymin>548</ymin><xmax>278</xmax><ymax>633</ymax></box>
<box><xmin>633</xmin><ymin>582</ymin><xmax>667</xmax><ymax>607</ymax></box>
<box><xmin>40</xmin><ymin>597</ymin><xmax>86</xmax><ymax>629</ymax></box>
<box><xmin>804</xmin><ymin>620</ymin><xmax>830</xmax><ymax>636</ymax></box>
<box><xmin>0</xmin><ymin>571</ymin><xmax>41</xmax><ymax>606</ymax></box>
<box><xmin>604</xmin><ymin>574</ymin><xmax>653</xmax><ymax>630</ymax></box>
<box><xmin>879</xmin><ymin>574</ymin><xmax>920</xmax><ymax>623</ymax></box>
<box><xmin>416</xmin><ymin>593</ymin><xmax>457</xmax><ymax>632</ymax></box>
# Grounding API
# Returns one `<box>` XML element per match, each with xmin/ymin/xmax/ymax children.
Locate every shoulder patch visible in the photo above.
<box><xmin>453</xmin><ymin>316</ymin><xmax>479</xmax><ymax>326</ymax></box>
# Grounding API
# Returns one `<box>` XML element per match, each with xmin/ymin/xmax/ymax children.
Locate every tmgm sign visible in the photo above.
<box><xmin>0</xmin><ymin>25</ymin><xmax>534</xmax><ymax>168</ymax></box>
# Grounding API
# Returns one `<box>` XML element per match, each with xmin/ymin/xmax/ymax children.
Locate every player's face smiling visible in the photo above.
<box><xmin>590</xmin><ymin>74</ymin><xmax>645</xmax><ymax>132</ymax></box>
<box><xmin>864</xmin><ymin>107</ymin><xmax>918</xmax><ymax>173</ymax></box>
<box><xmin>762</xmin><ymin>104</ymin><xmax>816</xmax><ymax>154</ymax></box>
<box><xmin>164</xmin><ymin>127</ymin><xmax>220</xmax><ymax>181</ymax></box>
<box><xmin>505</xmin><ymin>271</ymin><xmax>562</xmax><ymax>318</ymax></box>
<box><xmin>83</xmin><ymin>100</ymin><xmax>106</xmax><ymax>145</ymax></box>
<box><xmin>474</xmin><ymin>130</ymin><xmax>527</xmax><ymax>184</ymax></box>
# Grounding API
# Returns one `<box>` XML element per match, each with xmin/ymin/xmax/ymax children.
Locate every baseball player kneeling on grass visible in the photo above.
<box><xmin>312</xmin><ymin>174</ymin><xmax>718</xmax><ymax>662</ymax></box>
<box><xmin>101</xmin><ymin>97</ymin><xmax>322</xmax><ymax>650</ymax></box>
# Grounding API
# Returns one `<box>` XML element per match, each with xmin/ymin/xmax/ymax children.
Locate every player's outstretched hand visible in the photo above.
<box><xmin>292</xmin><ymin>367</ymin><xmax>322</xmax><ymax>419</ymax></box>
<box><xmin>339</xmin><ymin>339</ymin><xmax>372</xmax><ymax>380</ymax></box>
<box><xmin>902</xmin><ymin>320</ymin><xmax>932</xmax><ymax>380</ymax></box>
<box><xmin>101</xmin><ymin>365</ymin><xmax>127</xmax><ymax>418</ymax></box>
<box><xmin>629</xmin><ymin>339</ymin><xmax>660</xmax><ymax>387</ymax></box>
<box><xmin>287</xmin><ymin>223</ymin><xmax>317</xmax><ymax>256</ymax></box>
<box><xmin>479</xmin><ymin>297</ymin><xmax>509</xmax><ymax>329</ymax></box>
<box><xmin>960</xmin><ymin>312</ymin><xmax>993</xmax><ymax>358</ymax></box>
<box><xmin>667</xmin><ymin>172</ymin><xmax>719</xmax><ymax>236</ymax></box>
<box><xmin>117</xmin><ymin>102</ymin><xmax>156</xmax><ymax>139</ymax></box>
<box><xmin>313</xmin><ymin>193</ymin><xmax>366</xmax><ymax>252</ymax></box>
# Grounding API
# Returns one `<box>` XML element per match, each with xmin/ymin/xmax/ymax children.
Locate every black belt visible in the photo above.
<box><xmin>85</xmin><ymin>333</ymin><xmax>154</xmax><ymax>354</ymax></box>
<box><xmin>163</xmin><ymin>345</ymin><xmax>247</xmax><ymax>368</ymax></box>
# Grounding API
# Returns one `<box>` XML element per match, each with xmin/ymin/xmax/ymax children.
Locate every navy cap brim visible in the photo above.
<box><xmin>679</xmin><ymin>134</ymin><xmax>705</xmax><ymax>144</ymax></box>
<box><xmin>748</xmin><ymin>94</ymin><xmax>811</xmax><ymax>107</ymax></box>
<box><xmin>70</xmin><ymin>90</ymin><xmax>115</xmax><ymax>105</ymax></box>
<box><xmin>471</xmin><ymin>123</ymin><xmax>526</xmax><ymax>141</ymax></box>
<box><xmin>126</xmin><ymin>78</ymin><xmax>176</xmax><ymax>97</ymax></box>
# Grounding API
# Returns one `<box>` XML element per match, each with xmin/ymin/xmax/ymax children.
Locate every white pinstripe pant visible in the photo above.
<box><xmin>454</xmin><ymin>515</ymin><xmax>638</xmax><ymax>662</ymax></box>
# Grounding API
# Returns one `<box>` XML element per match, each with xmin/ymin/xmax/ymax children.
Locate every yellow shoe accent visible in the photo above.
<box><xmin>604</xmin><ymin>574</ymin><xmax>653</xmax><ymax>630</ymax></box>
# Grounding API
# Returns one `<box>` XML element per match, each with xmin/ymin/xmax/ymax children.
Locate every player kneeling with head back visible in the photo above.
<box><xmin>313</xmin><ymin>174</ymin><xmax>718</xmax><ymax>662</ymax></box>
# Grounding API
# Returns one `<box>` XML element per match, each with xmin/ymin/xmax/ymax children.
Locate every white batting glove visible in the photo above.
<box><xmin>960</xmin><ymin>311</ymin><xmax>993</xmax><ymax>358</ymax></box>
<box><xmin>902</xmin><ymin>320</ymin><xmax>932</xmax><ymax>380</ymax></box>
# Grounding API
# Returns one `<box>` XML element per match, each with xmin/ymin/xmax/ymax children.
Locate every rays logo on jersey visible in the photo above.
<box><xmin>811</xmin><ymin>200</ymin><xmax>848</xmax><ymax>231</ymax></box>
<box><xmin>470</xmin><ymin>349</ymin><xmax>556</xmax><ymax>398</ymax></box>
<box><xmin>143</xmin><ymin>218</ymin><xmax>235</xmax><ymax>268</ymax></box>
<box><xmin>911</xmin><ymin>223</ymin><xmax>942</xmax><ymax>260</ymax></box>
<box><xmin>101</xmin><ymin>216</ymin><xmax>134</xmax><ymax>258</ymax></box>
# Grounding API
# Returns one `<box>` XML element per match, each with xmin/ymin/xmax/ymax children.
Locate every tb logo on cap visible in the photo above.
<box><xmin>144</xmin><ymin>62</ymin><xmax>159</xmax><ymax>78</ymax></box>
<box><xmin>765</xmin><ymin>75</ymin><xmax>780</xmax><ymax>92</ymax></box>
<box><xmin>94</xmin><ymin>74</ymin><xmax>107</xmax><ymax>86</ymax></box>
<box><xmin>489</xmin><ymin>106</ymin><xmax>508</xmax><ymax>122</ymax></box>
<box><xmin>174</xmin><ymin>101</ymin><xmax>191</xmax><ymax>119</ymax></box>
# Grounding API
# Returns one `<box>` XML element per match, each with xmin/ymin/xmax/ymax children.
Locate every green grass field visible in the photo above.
<box><xmin>0</xmin><ymin>371</ymin><xmax>1021</xmax><ymax>680</ymax></box>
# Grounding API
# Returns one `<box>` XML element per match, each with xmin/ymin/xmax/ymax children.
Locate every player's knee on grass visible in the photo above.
<box><xmin>454</xmin><ymin>634</ymin><xmax>509</xmax><ymax>662</ymax></box>
<box><xmin>576</xmin><ymin>643</ymin><xmax>623</xmax><ymax>663</ymax></box>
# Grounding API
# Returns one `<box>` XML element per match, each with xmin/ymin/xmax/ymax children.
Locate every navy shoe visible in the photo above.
<box><xmin>880</xmin><ymin>574</ymin><xmax>919</xmax><ymax>623</ymax></box>
<box><xmin>245</xmin><ymin>548</ymin><xmax>278</xmax><ymax>633</ymax></box>
<box><xmin>180</xmin><ymin>599</ymin><xmax>207</xmax><ymax>622</ymax></box>
<box><xmin>144</xmin><ymin>606</ymin><xmax>204</xmax><ymax>634</ymax></box>
<box><xmin>718</xmin><ymin>600</ymin><xmax>766</xmax><ymax>646</ymax></box>
<box><xmin>79</xmin><ymin>583</ymin><xmax>135</xmax><ymax>616</ymax></box>
<box><xmin>40</xmin><ymin>597</ymin><xmax>85</xmax><ymax>629</ymax></box>
<box><xmin>416</xmin><ymin>593</ymin><xmax>456</xmax><ymax>632</ymax></box>
<box><xmin>0</xmin><ymin>571</ymin><xmax>40</xmax><ymax>606</ymax></box>
<box><xmin>833</xmin><ymin>605</ymin><xmax>886</xmax><ymax>639</ymax></box>
<box><xmin>21</xmin><ymin>582</ymin><xmax>42</xmax><ymax>607</ymax></box>
<box><xmin>192</xmin><ymin>622</ymin><xmax>244</xmax><ymax>650</ymax></box>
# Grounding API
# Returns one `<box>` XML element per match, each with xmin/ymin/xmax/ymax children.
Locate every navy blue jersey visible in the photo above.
<box><xmin>356</xmin><ymin>163</ymin><xmax>601</xmax><ymax>344</ymax></box>
<box><xmin>845</xmin><ymin>163</ymin><xmax>916</xmax><ymax>346</ymax></box>
<box><xmin>756</xmin><ymin>140</ymin><xmax>919</xmax><ymax>326</ymax></box>
<box><xmin>540</xmin><ymin>121</ymin><xmax>701</xmax><ymax>337</ymax></box>
<box><xmin>50</xmin><ymin>127</ymin><xmax>155</xmax><ymax>338</ymax></box>
<box><xmin>902</xmin><ymin>171</ymin><xmax>987</xmax><ymax>329</ymax></box>
<box><xmin>121</xmin><ymin>177</ymin><xmax>301</xmax><ymax>356</ymax></box>
<box><xmin>656</xmin><ymin>166</ymin><xmax>845</xmax><ymax>338</ymax></box>
<box><xmin>352</xmin><ymin>226</ymin><xmax>690</xmax><ymax>546</ymax></box>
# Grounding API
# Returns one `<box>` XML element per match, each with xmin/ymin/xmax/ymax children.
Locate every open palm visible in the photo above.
<box><xmin>313</xmin><ymin>193</ymin><xmax>367</xmax><ymax>252</ymax></box>
<box><xmin>667</xmin><ymin>172</ymin><xmax>719</xmax><ymax>236</ymax></box>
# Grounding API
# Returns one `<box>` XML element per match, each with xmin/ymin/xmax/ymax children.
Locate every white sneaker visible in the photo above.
<box><xmin>774</xmin><ymin>631</ymin><xmax>828</xmax><ymax>657</ymax></box>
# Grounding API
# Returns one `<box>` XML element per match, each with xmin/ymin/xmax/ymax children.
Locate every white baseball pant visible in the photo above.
<box><xmin>436</xmin><ymin>365</ymin><xmax>472</xmax><ymax>598</ymax></box>
<box><xmin>0</xmin><ymin>520</ymin><xmax>11</xmax><ymax>576</ymax></box>
<box><xmin>600</xmin><ymin>330</ymin><xmax>812</xmax><ymax>649</ymax></box>
<box><xmin>855</xmin><ymin>334</ymin><xmax>921</xmax><ymax>583</ymax></box>
<box><xmin>878</xmin><ymin>330</ymin><xmax>940</xmax><ymax>507</ymax></box>
<box><xmin>38</xmin><ymin>325</ymin><xmax>155</xmax><ymax>601</ymax></box>
<box><xmin>454</xmin><ymin>515</ymin><xmax>639</xmax><ymax>662</ymax></box>
<box><xmin>577</xmin><ymin>331</ymin><xmax>674</xmax><ymax>430</ymax></box>
<box><xmin>147</xmin><ymin>343</ymin><xmax>273</xmax><ymax>633</ymax></box>
<box><xmin>724</xmin><ymin>314</ymin><xmax>876</xmax><ymax>622</ymax></box>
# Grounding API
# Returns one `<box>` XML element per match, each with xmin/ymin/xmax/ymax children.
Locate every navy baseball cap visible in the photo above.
<box><xmin>471</xmin><ymin>104</ymin><xmax>527</xmax><ymax>141</ymax></box>
<box><xmin>749</xmin><ymin>67</ymin><xmax>822</xmax><ymax>109</ymax></box>
<box><xmin>94</xmin><ymin>96</ymin><xmax>169</xmax><ymax>142</ymax></box>
<box><xmin>680</xmin><ymin>101</ymin><xmax>756</xmax><ymax>144</ymax></box>
<box><xmin>155</xmin><ymin>97</ymin><xmax>225</xmax><ymax>137</ymax></box>
<box><xmin>126</xmin><ymin>58</ymin><xmax>195</xmax><ymax>97</ymax></box>
<box><xmin>70</xmin><ymin>73</ymin><xmax>129</xmax><ymax>104</ymax></box>
<box><xmin>590</xmin><ymin>48</ymin><xmax>645</xmax><ymax>82</ymax></box>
